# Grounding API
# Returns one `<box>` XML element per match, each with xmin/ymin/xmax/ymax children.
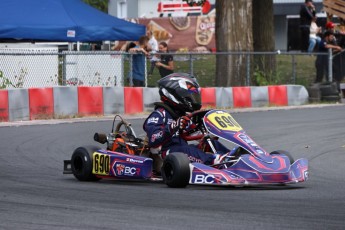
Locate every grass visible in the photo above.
<box><xmin>276</xmin><ymin>54</ymin><xmax>316</xmax><ymax>86</ymax></box>
<box><xmin>122</xmin><ymin>53</ymin><xmax>318</xmax><ymax>87</ymax></box>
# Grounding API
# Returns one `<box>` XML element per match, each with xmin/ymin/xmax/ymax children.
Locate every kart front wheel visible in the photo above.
<box><xmin>162</xmin><ymin>152</ymin><xmax>190</xmax><ymax>188</ymax></box>
<box><xmin>270</xmin><ymin>150</ymin><xmax>295</xmax><ymax>164</ymax></box>
<box><xmin>71</xmin><ymin>145</ymin><xmax>101</xmax><ymax>181</ymax></box>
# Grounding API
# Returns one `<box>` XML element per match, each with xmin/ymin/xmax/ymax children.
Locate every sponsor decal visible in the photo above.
<box><xmin>116</xmin><ymin>163</ymin><xmax>125</xmax><ymax>175</ymax></box>
<box><xmin>192</xmin><ymin>172</ymin><xmax>228</xmax><ymax>184</ymax></box>
<box><xmin>67</xmin><ymin>30</ymin><xmax>76</xmax><ymax>38</ymax></box>
<box><xmin>114</xmin><ymin>163</ymin><xmax>141</xmax><ymax>176</ymax></box>
<box><xmin>238</xmin><ymin>134</ymin><xmax>264</xmax><ymax>154</ymax></box>
<box><xmin>147</xmin><ymin>117</ymin><xmax>159</xmax><ymax>124</ymax></box>
<box><xmin>126</xmin><ymin>158</ymin><xmax>144</xmax><ymax>164</ymax></box>
<box><xmin>151</xmin><ymin>131</ymin><xmax>163</xmax><ymax>142</ymax></box>
<box><xmin>188</xmin><ymin>155</ymin><xmax>203</xmax><ymax>163</ymax></box>
<box><xmin>193</xmin><ymin>174</ymin><xmax>215</xmax><ymax>184</ymax></box>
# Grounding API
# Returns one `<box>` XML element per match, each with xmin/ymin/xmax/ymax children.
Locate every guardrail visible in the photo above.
<box><xmin>0</xmin><ymin>85</ymin><xmax>309</xmax><ymax>122</ymax></box>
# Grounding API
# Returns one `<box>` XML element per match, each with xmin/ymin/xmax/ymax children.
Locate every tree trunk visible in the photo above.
<box><xmin>215</xmin><ymin>0</ymin><xmax>253</xmax><ymax>86</ymax></box>
<box><xmin>252</xmin><ymin>0</ymin><xmax>276</xmax><ymax>85</ymax></box>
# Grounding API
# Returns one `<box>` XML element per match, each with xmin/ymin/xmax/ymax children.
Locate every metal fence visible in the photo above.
<box><xmin>0</xmin><ymin>50</ymin><xmax>340</xmax><ymax>89</ymax></box>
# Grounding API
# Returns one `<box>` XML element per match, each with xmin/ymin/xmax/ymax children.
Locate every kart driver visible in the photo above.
<box><xmin>143</xmin><ymin>73</ymin><xmax>229</xmax><ymax>165</ymax></box>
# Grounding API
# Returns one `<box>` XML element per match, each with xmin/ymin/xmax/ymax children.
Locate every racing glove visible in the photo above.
<box><xmin>169</xmin><ymin>116</ymin><xmax>191</xmax><ymax>135</ymax></box>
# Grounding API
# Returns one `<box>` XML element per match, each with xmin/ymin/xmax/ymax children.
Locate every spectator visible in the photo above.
<box><xmin>325</xmin><ymin>21</ymin><xmax>335</xmax><ymax>31</ymax></box>
<box><xmin>315</xmin><ymin>30</ymin><xmax>343</xmax><ymax>83</ymax></box>
<box><xmin>336</xmin><ymin>24</ymin><xmax>345</xmax><ymax>85</ymax></box>
<box><xmin>300</xmin><ymin>0</ymin><xmax>315</xmax><ymax>52</ymax></box>
<box><xmin>125</xmin><ymin>41</ymin><xmax>136</xmax><ymax>52</ymax></box>
<box><xmin>308</xmin><ymin>16</ymin><xmax>321</xmax><ymax>52</ymax></box>
<box><xmin>147</xmin><ymin>30</ymin><xmax>159</xmax><ymax>75</ymax></box>
<box><xmin>325</xmin><ymin>22</ymin><xmax>338</xmax><ymax>44</ymax></box>
<box><xmin>155</xmin><ymin>42</ymin><xmax>174</xmax><ymax>78</ymax></box>
<box><xmin>322</xmin><ymin>22</ymin><xmax>345</xmax><ymax>87</ymax></box>
<box><xmin>325</xmin><ymin>21</ymin><xmax>345</xmax><ymax>45</ymax></box>
<box><xmin>128</xmin><ymin>36</ymin><xmax>150</xmax><ymax>87</ymax></box>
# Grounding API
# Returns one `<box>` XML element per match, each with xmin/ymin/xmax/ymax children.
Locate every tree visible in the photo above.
<box><xmin>252</xmin><ymin>0</ymin><xmax>276</xmax><ymax>85</ymax></box>
<box><xmin>83</xmin><ymin>0</ymin><xmax>108</xmax><ymax>13</ymax></box>
<box><xmin>215</xmin><ymin>0</ymin><xmax>253</xmax><ymax>86</ymax></box>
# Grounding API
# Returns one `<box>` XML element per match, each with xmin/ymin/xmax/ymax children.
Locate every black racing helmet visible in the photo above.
<box><xmin>158</xmin><ymin>73</ymin><xmax>202</xmax><ymax>112</ymax></box>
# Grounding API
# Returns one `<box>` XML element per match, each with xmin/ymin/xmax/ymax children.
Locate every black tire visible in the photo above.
<box><xmin>270</xmin><ymin>150</ymin><xmax>295</xmax><ymax>164</ymax></box>
<box><xmin>307</xmin><ymin>86</ymin><xmax>321</xmax><ymax>99</ymax></box>
<box><xmin>309</xmin><ymin>97</ymin><xmax>321</xmax><ymax>103</ymax></box>
<box><xmin>161</xmin><ymin>152</ymin><xmax>190</xmax><ymax>188</ymax></box>
<box><xmin>319</xmin><ymin>82</ymin><xmax>338</xmax><ymax>97</ymax></box>
<box><xmin>321</xmin><ymin>95</ymin><xmax>340</xmax><ymax>102</ymax></box>
<box><xmin>71</xmin><ymin>145</ymin><xmax>101</xmax><ymax>181</ymax></box>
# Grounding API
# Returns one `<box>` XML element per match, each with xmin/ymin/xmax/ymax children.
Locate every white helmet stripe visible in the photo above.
<box><xmin>162</xmin><ymin>88</ymin><xmax>180</xmax><ymax>104</ymax></box>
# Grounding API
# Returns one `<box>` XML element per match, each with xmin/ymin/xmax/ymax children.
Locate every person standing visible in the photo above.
<box><xmin>315</xmin><ymin>31</ymin><xmax>343</xmax><ymax>83</ymax></box>
<box><xmin>300</xmin><ymin>0</ymin><xmax>315</xmax><ymax>52</ymax></box>
<box><xmin>155</xmin><ymin>42</ymin><xmax>174</xmax><ymax>78</ymax></box>
<box><xmin>147</xmin><ymin>30</ymin><xmax>159</xmax><ymax>75</ymax></box>
<box><xmin>128</xmin><ymin>36</ymin><xmax>150</xmax><ymax>87</ymax></box>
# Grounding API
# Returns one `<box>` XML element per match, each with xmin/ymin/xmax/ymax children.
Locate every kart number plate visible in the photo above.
<box><xmin>92</xmin><ymin>152</ymin><xmax>110</xmax><ymax>176</ymax></box>
<box><xmin>206</xmin><ymin>112</ymin><xmax>242</xmax><ymax>132</ymax></box>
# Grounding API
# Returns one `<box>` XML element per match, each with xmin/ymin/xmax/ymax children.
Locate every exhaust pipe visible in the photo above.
<box><xmin>94</xmin><ymin>133</ymin><xmax>107</xmax><ymax>144</ymax></box>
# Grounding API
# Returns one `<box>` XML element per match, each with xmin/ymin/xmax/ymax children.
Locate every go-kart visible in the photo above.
<box><xmin>63</xmin><ymin>110</ymin><xmax>309</xmax><ymax>188</ymax></box>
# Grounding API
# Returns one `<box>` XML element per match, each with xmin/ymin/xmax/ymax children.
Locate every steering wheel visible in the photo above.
<box><xmin>179</xmin><ymin>110</ymin><xmax>210</xmax><ymax>141</ymax></box>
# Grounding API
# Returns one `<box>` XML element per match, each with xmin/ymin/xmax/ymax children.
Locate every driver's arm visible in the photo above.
<box><xmin>143</xmin><ymin>111</ymin><xmax>175</xmax><ymax>148</ymax></box>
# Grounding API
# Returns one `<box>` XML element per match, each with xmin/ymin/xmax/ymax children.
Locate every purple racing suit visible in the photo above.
<box><xmin>143</xmin><ymin>105</ymin><xmax>229</xmax><ymax>165</ymax></box>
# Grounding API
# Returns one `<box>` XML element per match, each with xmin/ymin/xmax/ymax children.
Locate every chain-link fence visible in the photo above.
<box><xmin>0</xmin><ymin>50</ymin><xmax>60</xmax><ymax>88</ymax></box>
<box><xmin>0</xmin><ymin>50</ymin><xmax>341</xmax><ymax>89</ymax></box>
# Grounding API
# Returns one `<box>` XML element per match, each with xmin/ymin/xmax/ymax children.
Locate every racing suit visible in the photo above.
<box><xmin>143</xmin><ymin>103</ymin><xmax>228</xmax><ymax>165</ymax></box>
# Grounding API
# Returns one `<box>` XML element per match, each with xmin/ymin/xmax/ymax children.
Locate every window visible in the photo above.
<box><xmin>117</xmin><ymin>0</ymin><xmax>127</xmax><ymax>19</ymax></box>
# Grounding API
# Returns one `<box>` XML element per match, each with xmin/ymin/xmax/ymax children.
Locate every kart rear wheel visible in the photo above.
<box><xmin>162</xmin><ymin>152</ymin><xmax>190</xmax><ymax>188</ymax></box>
<box><xmin>71</xmin><ymin>145</ymin><xmax>101</xmax><ymax>181</ymax></box>
<box><xmin>270</xmin><ymin>150</ymin><xmax>295</xmax><ymax>164</ymax></box>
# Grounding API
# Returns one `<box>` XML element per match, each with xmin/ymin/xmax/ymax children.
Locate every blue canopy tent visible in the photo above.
<box><xmin>0</xmin><ymin>0</ymin><xmax>145</xmax><ymax>42</ymax></box>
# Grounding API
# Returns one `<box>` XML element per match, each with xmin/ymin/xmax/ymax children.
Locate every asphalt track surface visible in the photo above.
<box><xmin>1</xmin><ymin>105</ymin><xmax>345</xmax><ymax>230</ymax></box>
